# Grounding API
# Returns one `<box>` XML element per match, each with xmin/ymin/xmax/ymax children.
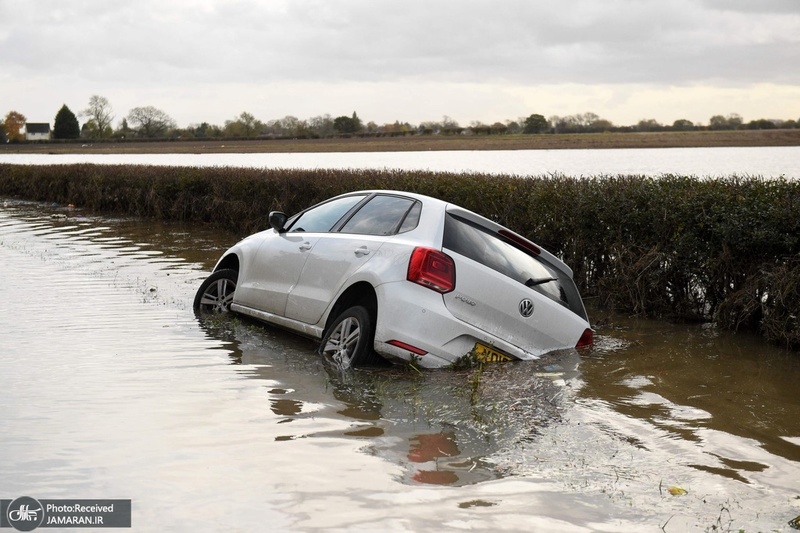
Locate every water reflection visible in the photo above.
<box><xmin>408</xmin><ymin>431</ymin><xmax>461</xmax><ymax>485</ymax></box>
<box><xmin>194</xmin><ymin>307</ymin><xmax>574</xmax><ymax>487</ymax></box>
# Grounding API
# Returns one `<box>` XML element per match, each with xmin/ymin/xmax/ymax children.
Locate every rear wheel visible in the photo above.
<box><xmin>193</xmin><ymin>269</ymin><xmax>238</xmax><ymax>315</ymax></box>
<box><xmin>319</xmin><ymin>306</ymin><xmax>379</xmax><ymax>369</ymax></box>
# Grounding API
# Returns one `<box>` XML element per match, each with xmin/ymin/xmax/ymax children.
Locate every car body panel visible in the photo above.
<box><xmin>443</xmin><ymin>251</ymin><xmax>589</xmax><ymax>354</ymax></box>
<box><xmin>231</xmin><ymin>301</ymin><xmax>325</xmax><ymax>338</ymax></box>
<box><xmin>374</xmin><ymin>281</ymin><xmax>548</xmax><ymax>368</ymax></box>
<box><xmin>285</xmin><ymin>232</ymin><xmax>387</xmax><ymax>324</ymax></box>
<box><xmin>234</xmin><ymin>231</ymin><xmax>320</xmax><ymax>315</ymax></box>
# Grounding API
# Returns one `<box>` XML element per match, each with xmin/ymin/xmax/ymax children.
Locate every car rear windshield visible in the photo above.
<box><xmin>443</xmin><ymin>214</ymin><xmax>587</xmax><ymax>320</ymax></box>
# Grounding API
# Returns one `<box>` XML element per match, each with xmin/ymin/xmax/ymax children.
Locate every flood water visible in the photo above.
<box><xmin>1</xmin><ymin>145</ymin><xmax>799</xmax><ymax>178</ymax></box>
<box><xmin>2</xmin><ymin>199</ymin><xmax>799</xmax><ymax>532</ymax></box>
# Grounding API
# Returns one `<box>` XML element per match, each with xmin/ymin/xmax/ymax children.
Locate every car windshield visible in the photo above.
<box><xmin>287</xmin><ymin>195</ymin><xmax>367</xmax><ymax>233</ymax></box>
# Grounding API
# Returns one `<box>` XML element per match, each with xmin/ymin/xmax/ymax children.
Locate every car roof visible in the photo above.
<box><xmin>348</xmin><ymin>189</ymin><xmax>449</xmax><ymax>207</ymax></box>
<box><xmin>349</xmin><ymin>189</ymin><xmax>503</xmax><ymax>233</ymax></box>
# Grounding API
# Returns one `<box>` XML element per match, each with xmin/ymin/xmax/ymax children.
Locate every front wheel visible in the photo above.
<box><xmin>319</xmin><ymin>306</ymin><xmax>379</xmax><ymax>369</ymax></box>
<box><xmin>193</xmin><ymin>269</ymin><xmax>238</xmax><ymax>315</ymax></box>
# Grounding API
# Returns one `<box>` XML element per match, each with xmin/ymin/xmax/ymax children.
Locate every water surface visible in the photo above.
<box><xmin>1</xmin><ymin>145</ymin><xmax>799</xmax><ymax>178</ymax></box>
<box><xmin>1</xmin><ymin>199</ymin><xmax>799</xmax><ymax>531</ymax></box>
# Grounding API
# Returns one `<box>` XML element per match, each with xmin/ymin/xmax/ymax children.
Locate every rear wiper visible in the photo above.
<box><xmin>526</xmin><ymin>277</ymin><xmax>557</xmax><ymax>287</ymax></box>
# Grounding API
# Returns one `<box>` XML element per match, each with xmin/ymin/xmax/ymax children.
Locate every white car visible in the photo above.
<box><xmin>194</xmin><ymin>190</ymin><xmax>593</xmax><ymax>369</ymax></box>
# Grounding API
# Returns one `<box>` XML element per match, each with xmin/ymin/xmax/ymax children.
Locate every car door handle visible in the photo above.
<box><xmin>299</xmin><ymin>242</ymin><xmax>313</xmax><ymax>251</ymax></box>
<box><xmin>354</xmin><ymin>246</ymin><xmax>370</xmax><ymax>257</ymax></box>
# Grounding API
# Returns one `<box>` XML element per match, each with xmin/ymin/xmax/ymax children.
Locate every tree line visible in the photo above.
<box><xmin>2</xmin><ymin>94</ymin><xmax>799</xmax><ymax>143</ymax></box>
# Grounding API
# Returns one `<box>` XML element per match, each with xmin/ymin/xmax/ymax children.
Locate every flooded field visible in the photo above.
<box><xmin>1</xmin><ymin>198</ymin><xmax>799</xmax><ymax>532</ymax></box>
<box><xmin>1</xmin><ymin>145</ymin><xmax>800</xmax><ymax>178</ymax></box>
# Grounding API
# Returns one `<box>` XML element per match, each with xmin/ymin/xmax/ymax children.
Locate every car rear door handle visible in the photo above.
<box><xmin>299</xmin><ymin>242</ymin><xmax>313</xmax><ymax>251</ymax></box>
<box><xmin>354</xmin><ymin>246</ymin><xmax>370</xmax><ymax>257</ymax></box>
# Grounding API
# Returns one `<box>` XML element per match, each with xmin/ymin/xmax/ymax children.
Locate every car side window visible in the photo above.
<box><xmin>287</xmin><ymin>195</ymin><xmax>367</xmax><ymax>233</ymax></box>
<box><xmin>339</xmin><ymin>195</ymin><xmax>420</xmax><ymax>236</ymax></box>
<box><xmin>397</xmin><ymin>201</ymin><xmax>421</xmax><ymax>233</ymax></box>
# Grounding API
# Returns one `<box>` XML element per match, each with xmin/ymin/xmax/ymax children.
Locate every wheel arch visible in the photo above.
<box><xmin>325</xmin><ymin>281</ymin><xmax>378</xmax><ymax>334</ymax></box>
<box><xmin>214</xmin><ymin>253</ymin><xmax>240</xmax><ymax>274</ymax></box>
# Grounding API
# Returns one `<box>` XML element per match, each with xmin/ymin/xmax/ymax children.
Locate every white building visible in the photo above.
<box><xmin>25</xmin><ymin>123</ymin><xmax>51</xmax><ymax>141</ymax></box>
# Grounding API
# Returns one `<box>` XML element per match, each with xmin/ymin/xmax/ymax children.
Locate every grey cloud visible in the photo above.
<box><xmin>2</xmin><ymin>0</ymin><xmax>799</xmax><ymax>88</ymax></box>
<box><xmin>699</xmin><ymin>0</ymin><xmax>800</xmax><ymax>14</ymax></box>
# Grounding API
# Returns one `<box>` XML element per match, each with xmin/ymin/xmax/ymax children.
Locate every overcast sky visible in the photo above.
<box><xmin>2</xmin><ymin>0</ymin><xmax>799</xmax><ymax>129</ymax></box>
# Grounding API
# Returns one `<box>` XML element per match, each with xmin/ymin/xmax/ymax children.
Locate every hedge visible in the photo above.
<box><xmin>1</xmin><ymin>163</ymin><xmax>798</xmax><ymax>351</ymax></box>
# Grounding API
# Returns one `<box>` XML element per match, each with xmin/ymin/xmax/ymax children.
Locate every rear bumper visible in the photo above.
<box><xmin>374</xmin><ymin>281</ymin><xmax>553</xmax><ymax>369</ymax></box>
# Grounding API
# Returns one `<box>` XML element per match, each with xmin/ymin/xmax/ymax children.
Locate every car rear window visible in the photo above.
<box><xmin>443</xmin><ymin>214</ymin><xmax>586</xmax><ymax>318</ymax></box>
<box><xmin>340</xmin><ymin>195</ymin><xmax>420</xmax><ymax>236</ymax></box>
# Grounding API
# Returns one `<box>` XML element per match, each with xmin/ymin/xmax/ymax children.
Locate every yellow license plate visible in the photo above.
<box><xmin>473</xmin><ymin>343</ymin><xmax>512</xmax><ymax>363</ymax></box>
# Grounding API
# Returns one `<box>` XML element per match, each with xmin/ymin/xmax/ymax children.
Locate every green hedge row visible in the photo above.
<box><xmin>1</xmin><ymin>163</ymin><xmax>798</xmax><ymax>350</ymax></box>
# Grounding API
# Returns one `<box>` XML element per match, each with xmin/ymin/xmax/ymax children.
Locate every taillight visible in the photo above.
<box><xmin>387</xmin><ymin>340</ymin><xmax>428</xmax><ymax>355</ymax></box>
<box><xmin>576</xmin><ymin>328</ymin><xmax>594</xmax><ymax>348</ymax></box>
<box><xmin>407</xmin><ymin>247</ymin><xmax>455</xmax><ymax>293</ymax></box>
<box><xmin>498</xmin><ymin>229</ymin><xmax>540</xmax><ymax>255</ymax></box>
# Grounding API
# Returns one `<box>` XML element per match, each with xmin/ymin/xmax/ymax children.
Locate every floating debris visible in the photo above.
<box><xmin>458</xmin><ymin>500</ymin><xmax>497</xmax><ymax>509</ymax></box>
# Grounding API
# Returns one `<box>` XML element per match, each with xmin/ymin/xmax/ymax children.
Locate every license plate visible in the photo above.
<box><xmin>473</xmin><ymin>343</ymin><xmax>512</xmax><ymax>363</ymax></box>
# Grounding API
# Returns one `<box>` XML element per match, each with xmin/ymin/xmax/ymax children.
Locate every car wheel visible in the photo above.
<box><xmin>319</xmin><ymin>306</ymin><xmax>378</xmax><ymax>369</ymax></box>
<box><xmin>193</xmin><ymin>269</ymin><xmax>238</xmax><ymax>315</ymax></box>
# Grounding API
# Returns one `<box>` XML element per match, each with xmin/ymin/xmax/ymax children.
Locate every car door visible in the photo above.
<box><xmin>239</xmin><ymin>194</ymin><xmax>367</xmax><ymax>316</ymax></box>
<box><xmin>285</xmin><ymin>194</ymin><xmax>421</xmax><ymax>325</ymax></box>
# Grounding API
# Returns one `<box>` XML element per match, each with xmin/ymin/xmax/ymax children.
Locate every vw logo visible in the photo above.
<box><xmin>519</xmin><ymin>298</ymin><xmax>534</xmax><ymax>318</ymax></box>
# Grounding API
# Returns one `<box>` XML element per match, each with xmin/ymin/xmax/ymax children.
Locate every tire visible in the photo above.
<box><xmin>193</xmin><ymin>269</ymin><xmax>238</xmax><ymax>315</ymax></box>
<box><xmin>319</xmin><ymin>305</ymin><xmax>379</xmax><ymax>369</ymax></box>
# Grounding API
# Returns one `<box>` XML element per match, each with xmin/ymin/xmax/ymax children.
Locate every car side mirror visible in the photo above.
<box><xmin>268</xmin><ymin>211</ymin><xmax>288</xmax><ymax>233</ymax></box>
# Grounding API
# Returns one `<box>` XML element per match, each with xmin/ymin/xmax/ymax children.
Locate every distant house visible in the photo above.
<box><xmin>25</xmin><ymin>122</ymin><xmax>51</xmax><ymax>141</ymax></box>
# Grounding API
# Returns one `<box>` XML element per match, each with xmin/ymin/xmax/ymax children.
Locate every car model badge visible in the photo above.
<box><xmin>519</xmin><ymin>298</ymin><xmax>534</xmax><ymax>317</ymax></box>
<box><xmin>455</xmin><ymin>294</ymin><xmax>477</xmax><ymax>306</ymax></box>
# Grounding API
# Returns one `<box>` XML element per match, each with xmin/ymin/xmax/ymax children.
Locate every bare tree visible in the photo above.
<box><xmin>127</xmin><ymin>106</ymin><xmax>177</xmax><ymax>138</ymax></box>
<box><xmin>237</xmin><ymin>112</ymin><xmax>259</xmax><ymax>136</ymax></box>
<box><xmin>549</xmin><ymin>112</ymin><xmax>614</xmax><ymax>133</ymax></box>
<box><xmin>441</xmin><ymin>115</ymin><xmax>459</xmax><ymax>129</ymax></box>
<box><xmin>222</xmin><ymin>112</ymin><xmax>265</xmax><ymax>137</ymax></box>
<box><xmin>266</xmin><ymin>115</ymin><xmax>303</xmax><ymax>136</ymax></box>
<box><xmin>307</xmin><ymin>114</ymin><xmax>335</xmax><ymax>137</ymax></box>
<box><xmin>709</xmin><ymin>113</ymin><xmax>743</xmax><ymax>130</ymax></box>
<box><xmin>82</xmin><ymin>95</ymin><xmax>114</xmax><ymax>139</ymax></box>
